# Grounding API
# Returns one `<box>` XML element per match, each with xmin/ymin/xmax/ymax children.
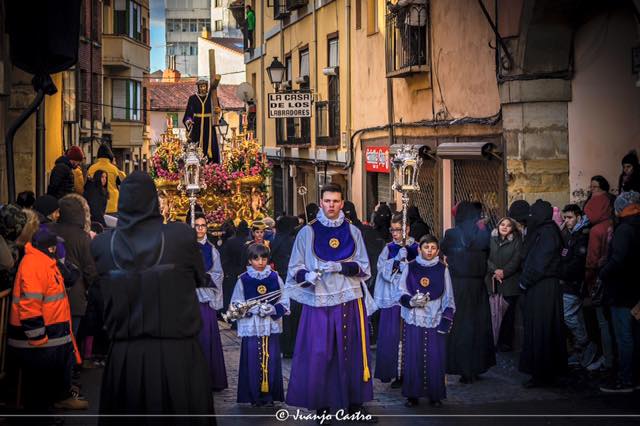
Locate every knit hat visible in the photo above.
<box><xmin>33</xmin><ymin>195</ymin><xmax>60</xmax><ymax>218</ymax></box>
<box><xmin>508</xmin><ymin>200</ymin><xmax>531</xmax><ymax>224</ymax></box>
<box><xmin>97</xmin><ymin>144</ymin><xmax>114</xmax><ymax>161</ymax></box>
<box><xmin>66</xmin><ymin>146</ymin><xmax>85</xmax><ymax>162</ymax></box>
<box><xmin>262</xmin><ymin>217</ymin><xmax>275</xmax><ymax>229</ymax></box>
<box><xmin>0</xmin><ymin>204</ymin><xmax>27</xmax><ymax>241</ymax></box>
<box><xmin>614</xmin><ymin>191</ymin><xmax>640</xmax><ymax>214</ymax></box>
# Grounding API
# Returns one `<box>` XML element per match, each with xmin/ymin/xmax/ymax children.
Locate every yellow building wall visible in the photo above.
<box><xmin>45</xmin><ymin>73</ymin><xmax>64</xmax><ymax>172</ymax></box>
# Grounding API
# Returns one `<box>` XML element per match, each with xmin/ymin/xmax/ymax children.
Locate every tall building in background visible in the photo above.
<box><xmin>164</xmin><ymin>0</ymin><xmax>211</xmax><ymax>76</ymax></box>
<box><xmin>211</xmin><ymin>0</ymin><xmax>242</xmax><ymax>39</ymax></box>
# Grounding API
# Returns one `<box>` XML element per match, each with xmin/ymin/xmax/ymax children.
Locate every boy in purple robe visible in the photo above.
<box><xmin>194</xmin><ymin>213</ymin><xmax>228</xmax><ymax>391</ymax></box>
<box><xmin>231</xmin><ymin>243</ymin><xmax>289</xmax><ymax>406</ymax></box>
<box><xmin>398</xmin><ymin>235</ymin><xmax>455</xmax><ymax>407</ymax></box>
<box><xmin>373</xmin><ymin>214</ymin><xmax>419</xmax><ymax>387</ymax></box>
<box><xmin>285</xmin><ymin>183</ymin><xmax>376</xmax><ymax>422</ymax></box>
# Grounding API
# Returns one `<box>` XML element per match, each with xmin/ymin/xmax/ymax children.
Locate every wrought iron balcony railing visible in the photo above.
<box><xmin>385</xmin><ymin>3</ymin><xmax>430</xmax><ymax>78</ymax></box>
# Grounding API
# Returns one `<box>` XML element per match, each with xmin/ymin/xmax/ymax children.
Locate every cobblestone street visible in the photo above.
<box><xmin>59</xmin><ymin>321</ymin><xmax>640</xmax><ymax>426</ymax></box>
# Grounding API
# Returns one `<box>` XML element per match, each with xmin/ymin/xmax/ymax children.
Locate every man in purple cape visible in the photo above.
<box><xmin>285</xmin><ymin>183</ymin><xmax>376</xmax><ymax>421</ymax></box>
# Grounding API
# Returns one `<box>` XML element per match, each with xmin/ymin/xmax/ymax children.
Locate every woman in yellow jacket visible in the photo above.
<box><xmin>87</xmin><ymin>144</ymin><xmax>126</xmax><ymax>215</ymax></box>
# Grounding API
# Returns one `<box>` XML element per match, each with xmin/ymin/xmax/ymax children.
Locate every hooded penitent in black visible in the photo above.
<box><xmin>440</xmin><ymin>201</ymin><xmax>495</xmax><ymax>381</ymax></box>
<box><xmin>407</xmin><ymin>205</ymin><xmax>430</xmax><ymax>241</ymax></box>
<box><xmin>91</xmin><ymin>172</ymin><xmax>214</xmax><ymax>423</ymax></box>
<box><xmin>518</xmin><ymin>199</ymin><xmax>567</xmax><ymax>385</ymax></box>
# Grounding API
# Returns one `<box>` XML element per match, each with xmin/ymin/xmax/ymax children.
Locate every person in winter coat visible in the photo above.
<box><xmin>484</xmin><ymin>217</ymin><xmax>522</xmax><ymax>352</ymax></box>
<box><xmin>518</xmin><ymin>199</ymin><xmax>567</xmax><ymax>387</ymax></box>
<box><xmin>0</xmin><ymin>205</ymin><xmax>28</xmax><ymax>291</ymax></box>
<box><xmin>83</xmin><ymin>170</ymin><xmax>109</xmax><ymax>227</ymax></box>
<box><xmin>7</xmin><ymin>217</ymin><xmax>86</xmax><ymax>413</ymax></box>
<box><xmin>91</xmin><ymin>171</ymin><xmax>214</xmax><ymax>422</ymax></box>
<box><xmin>558</xmin><ymin>204</ymin><xmax>597</xmax><ymax>368</ymax></box>
<box><xmin>407</xmin><ymin>206</ymin><xmax>430</xmax><ymax>241</ymax></box>
<box><xmin>47</xmin><ymin>146</ymin><xmax>85</xmax><ymax>199</ymax></box>
<box><xmin>584</xmin><ymin>188</ymin><xmax>615</xmax><ymax>371</ymax></box>
<box><xmin>50</xmin><ymin>194</ymin><xmax>97</xmax><ymax>337</ymax></box>
<box><xmin>599</xmin><ymin>191</ymin><xmax>640</xmax><ymax>393</ymax></box>
<box><xmin>441</xmin><ymin>201</ymin><xmax>495</xmax><ymax>383</ymax></box>
<box><xmin>618</xmin><ymin>150</ymin><xmax>640</xmax><ymax>194</ymax></box>
<box><xmin>221</xmin><ymin>220</ymin><xmax>251</xmax><ymax>311</ymax></box>
<box><xmin>87</xmin><ymin>144</ymin><xmax>126</xmax><ymax>214</ymax></box>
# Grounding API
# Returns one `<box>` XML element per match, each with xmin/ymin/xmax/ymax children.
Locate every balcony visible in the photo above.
<box><xmin>287</xmin><ymin>0</ymin><xmax>308</xmax><ymax>11</ymax></box>
<box><xmin>385</xmin><ymin>4</ymin><xmax>430</xmax><ymax>78</ymax></box>
<box><xmin>103</xmin><ymin>34</ymin><xmax>150</xmax><ymax>72</ymax></box>
<box><xmin>111</xmin><ymin>120</ymin><xmax>144</xmax><ymax>148</ymax></box>
<box><xmin>273</xmin><ymin>0</ymin><xmax>290</xmax><ymax>20</ymax></box>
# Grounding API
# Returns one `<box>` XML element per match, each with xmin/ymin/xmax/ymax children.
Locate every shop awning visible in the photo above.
<box><xmin>436</xmin><ymin>142</ymin><xmax>502</xmax><ymax>160</ymax></box>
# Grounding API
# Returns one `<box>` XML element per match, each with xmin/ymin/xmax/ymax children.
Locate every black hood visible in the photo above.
<box><xmin>113</xmin><ymin>172</ymin><xmax>163</xmax><ymax>269</ymax></box>
<box><xmin>527</xmin><ymin>199</ymin><xmax>553</xmax><ymax>233</ymax></box>
<box><xmin>97</xmin><ymin>144</ymin><xmax>114</xmax><ymax>160</ymax></box>
<box><xmin>407</xmin><ymin>206</ymin><xmax>422</xmax><ymax>223</ymax></box>
<box><xmin>342</xmin><ymin>201</ymin><xmax>362</xmax><ymax>227</ymax></box>
<box><xmin>305</xmin><ymin>203</ymin><xmax>319</xmax><ymax>222</ymax></box>
<box><xmin>275</xmin><ymin>216</ymin><xmax>298</xmax><ymax>236</ymax></box>
<box><xmin>55</xmin><ymin>155</ymin><xmax>73</xmax><ymax>168</ymax></box>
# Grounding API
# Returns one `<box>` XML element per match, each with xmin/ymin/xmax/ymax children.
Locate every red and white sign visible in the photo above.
<box><xmin>365</xmin><ymin>147</ymin><xmax>390</xmax><ymax>173</ymax></box>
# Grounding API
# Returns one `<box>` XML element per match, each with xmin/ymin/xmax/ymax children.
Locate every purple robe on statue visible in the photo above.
<box><xmin>285</xmin><ymin>210</ymin><xmax>374</xmax><ymax>411</ymax></box>
<box><xmin>398</xmin><ymin>255</ymin><xmax>455</xmax><ymax>402</ymax></box>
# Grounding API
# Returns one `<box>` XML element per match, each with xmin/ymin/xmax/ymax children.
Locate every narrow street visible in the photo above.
<box><xmin>62</xmin><ymin>321</ymin><xmax>639</xmax><ymax>425</ymax></box>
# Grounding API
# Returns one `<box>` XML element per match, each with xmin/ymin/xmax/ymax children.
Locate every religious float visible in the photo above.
<box><xmin>150</xmin><ymin>121</ymin><xmax>272</xmax><ymax>229</ymax></box>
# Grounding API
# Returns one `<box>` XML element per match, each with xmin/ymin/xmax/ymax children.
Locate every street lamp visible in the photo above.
<box><xmin>267</xmin><ymin>56</ymin><xmax>286</xmax><ymax>91</ymax></box>
<box><xmin>218</xmin><ymin>116</ymin><xmax>229</xmax><ymax>139</ymax></box>
<box><xmin>391</xmin><ymin>144</ymin><xmax>422</xmax><ymax>245</ymax></box>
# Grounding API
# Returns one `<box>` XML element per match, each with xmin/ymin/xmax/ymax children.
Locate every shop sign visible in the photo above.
<box><xmin>268</xmin><ymin>92</ymin><xmax>313</xmax><ymax>118</ymax></box>
<box><xmin>365</xmin><ymin>146</ymin><xmax>390</xmax><ymax>173</ymax></box>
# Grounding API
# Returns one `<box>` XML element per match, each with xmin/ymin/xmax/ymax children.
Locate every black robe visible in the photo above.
<box><xmin>271</xmin><ymin>216</ymin><xmax>301</xmax><ymax>357</ymax></box>
<box><xmin>441</xmin><ymin>204</ymin><xmax>496</xmax><ymax>380</ymax></box>
<box><xmin>91</xmin><ymin>172</ymin><xmax>214</xmax><ymax>424</ymax></box>
<box><xmin>183</xmin><ymin>91</ymin><xmax>220</xmax><ymax>163</ymax></box>
<box><xmin>519</xmin><ymin>204</ymin><xmax>567</xmax><ymax>384</ymax></box>
<box><xmin>219</xmin><ymin>226</ymin><xmax>251</xmax><ymax>311</ymax></box>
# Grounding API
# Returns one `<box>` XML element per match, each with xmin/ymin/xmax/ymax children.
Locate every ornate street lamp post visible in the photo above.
<box><xmin>391</xmin><ymin>144</ymin><xmax>422</xmax><ymax>246</ymax></box>
<box><xmin>182</xmin><ymin>141</ymin><xmax>204</xmax><ymax>228</ymax></box>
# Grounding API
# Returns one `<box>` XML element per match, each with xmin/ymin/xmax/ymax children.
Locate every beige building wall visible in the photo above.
<box><xmin>568</xmin><ymin>8</ymin><xmax>640</xmax><ymax>200</ymax></box>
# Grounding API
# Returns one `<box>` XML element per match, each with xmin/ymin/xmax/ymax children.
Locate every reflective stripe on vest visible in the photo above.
<box><xmin>8</xmin><ymin>335</ymin><xmax>72</xmax><ymax>349</ymax></box>
<box><xmin>13</xmin><ymin>291</ymin><xmax>66</xmax><ymax>304</ymax></box>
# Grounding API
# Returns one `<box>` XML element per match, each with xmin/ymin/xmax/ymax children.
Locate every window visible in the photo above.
<box><xmin>367</xmin><ymin>0</ymin><xmax>377</xmax><ymax>35</ymax></box>
<box><xmin>167</xmin><ymin>112</ymin><xmax>179</xmax><ymax>127</ymax></box>
<box><xmin>285</xmin><ymin>56</ymin><xmax>293</xmax><ymax>83</ymax></box>
<box><xmin>112</xmin><ymin>79</ymin><xmax>142</xmax><ymax>121</ymax></box>
<box><xmin>385</xmin><ymin>0</ymin><xmax>429</xmax><ymax>77</ymax></box>
<box><xmin>62</xmin><ymin>70</ymin><xmax>77</xmax><ymax>123</ymax></box>
<box><xmin>299</xmin><ymin>49</ymin><xmax>309</xmax><ymax>77</ymax></box>
<box><xmin>328</xmin><ymin>37</ymin><xmax>339</xmax><ymax>67</ymax></box>
<box><xmin>214</xmin><ymin>0</ymin><xmax>222</xmax><ymax>7</ymax></box>
<box><xmin>114</xmin><ymin>0</ymin><xmax>143</xmax><ymax>42</ymax></box>
<box><xmin>215</xmin><ymin>20</ymin><xmax>223</xmax><ymax>31</ymax></box>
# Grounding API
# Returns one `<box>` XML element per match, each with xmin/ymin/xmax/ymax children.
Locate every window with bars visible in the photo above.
<box><xmin>453</xmin><ymin>159</ymin><xmax>504</xmax><ymax>230</ymax></box>
<box><xmin>385</xmin><ymin>2</ymin><xmax>429</xmax><ymax>77</ymax></box>
<box><xmin>112</xmin><ymin>79</ymin><xmax>142</xmax><ymax>121</ymax></box>
<box><xmin>215</xmin><ymin>20</ymin><xmax>224</xmax><ymax>31</ymax></box>
<box><xmin>62</xmin><ymin>70</ymin><xmax>77</xmax><ymax>123</ymax></box>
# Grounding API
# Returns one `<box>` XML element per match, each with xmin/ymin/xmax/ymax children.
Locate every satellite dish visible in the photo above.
<box><xmin>236</xmin><ymin>82</ymin><xmax>255</xmax><ymax>103</ymax></box>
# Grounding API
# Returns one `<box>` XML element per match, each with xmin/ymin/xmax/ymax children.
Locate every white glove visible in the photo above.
<box><xmin>409</xmin><ymin>293</ymin><xmax>428</xmax><ymax>308</ymax></box>
<box><xmin>259</xmin><ymin>303</ymin><xmax>277</xmax><ymax>317</ymax></box>
<box><xmin>304</xmin><ymin>271</ymin><xmax>320</xmax><ymax>285</ymax></box>
<box><xmin>396</xmin><ymin>247</ymin><xmax>408</xmax><ymax>261</ymax></box>
<box><xmin>320</xmin><ymin>262</ymin><xmax>342</xmax><ymax>274</ymax></box>
<box><xmin>248</xmin><ymin>304</ymin><xmax>261</xmax><ymax>316</ymax></box>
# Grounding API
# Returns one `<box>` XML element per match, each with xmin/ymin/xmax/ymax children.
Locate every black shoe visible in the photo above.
<box><xmin>459</xmin><ymin>375</ymin><xmax>473</xmax><ymax>384</ymax></box>
<box><xmin>429</xmin><ymin>399</ymin><xmax>442</xmax><ymax>407</ymax></box>
<box><xmin>390</xmin><ymin>378</ymin><xmax>403</xmax><ymax>389</ymax></box>
<box><xmin>600</xmin><ymin>380</ymin><xmax>634</xmax><ymax>393</ymax></box>
<box><xmin>404</xmin><ymin>398</ymin><xmax>419</xmax><ymax>407</ymax></box>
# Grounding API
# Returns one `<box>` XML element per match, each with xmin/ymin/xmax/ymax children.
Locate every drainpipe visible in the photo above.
<box><xmin>260</xmin><ymin>0</ymin><xmax>266</xmax><ymax>152</ymax></box>
<box><xmin>345</xmin><ymin>0</ymin><xmax>352</xmax><ymax>199</ymax></box>
<box><xmin>35</xmin><ymin>102</ymin><xmax>46</xmax><ymax>196</ymax></box>
<box><xmin>313</xmin><ymin>0</ymin><xmax>319</xmax><ymax>203</ymax></box>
